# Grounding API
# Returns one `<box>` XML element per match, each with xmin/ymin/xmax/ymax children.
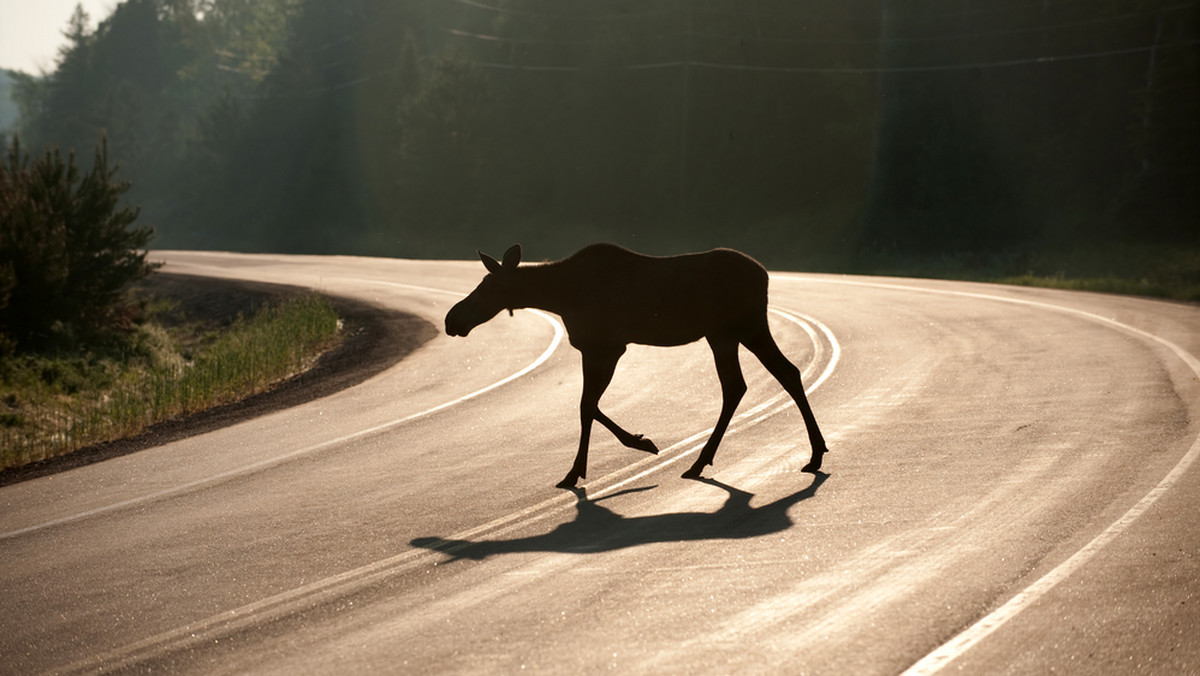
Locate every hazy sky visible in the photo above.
<box><xmin>0</xmin><ymin>1</ymin><xmax>117</xmax><ymax>73</ymax></box>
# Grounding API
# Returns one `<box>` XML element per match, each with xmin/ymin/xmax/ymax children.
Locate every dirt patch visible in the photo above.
<box><xmin>0</xmin><ymin>273</ymin><xmax>438</xmax><ymax>487</ymax></box>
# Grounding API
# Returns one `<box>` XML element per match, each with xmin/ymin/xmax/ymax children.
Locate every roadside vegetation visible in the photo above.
<box><xmin>0</xmin><ymin>292</ymin><xmax>340</xmax><ymax>470</ymax></box>
<box><xmin>842</xmin><ymin>246</ymin><xmax>1200</xmax><ymax>303</ymax></box>
<box><xmin>994</xmin><ymin>265</ymin><xmax>1200</xmax><ymax>303</ymax></box>
<box><xmin>1</xmin><ymin>133</ymin><xmax>341</xmax><ymax>471</ymax></box>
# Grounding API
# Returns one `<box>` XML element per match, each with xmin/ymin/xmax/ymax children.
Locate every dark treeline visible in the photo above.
<box><xmin>10</xmin><ymin>0</ymin><xmax>1197</xmax><ymax>268</ymax></box>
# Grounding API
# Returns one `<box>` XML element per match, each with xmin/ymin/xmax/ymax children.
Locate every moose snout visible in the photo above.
<box><xmin>444</xmin><ymin>315</ymin><xmax>470</xmax><ymax>337</ymax></box>
<box><xmin>444</xmin><ymin>302</ymin><xmax>475</xmax><ymax>337</ymax></box>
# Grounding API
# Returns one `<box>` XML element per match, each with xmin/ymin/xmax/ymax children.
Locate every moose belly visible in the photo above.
<box><xmin>560</xmin><ymin>268</ymin><xmax>763</xmax><ymax>348</ymax></box>
<box><xmin>563</xmin><ymin>309</ymin><xmax>722</xmax><ymax>349</ymax></box>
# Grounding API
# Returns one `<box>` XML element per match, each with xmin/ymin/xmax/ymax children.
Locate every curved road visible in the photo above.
<box><xmin>2</xmin><ymin>252</ymin><xmax>1198</xmax><ymax>674</ymax></box>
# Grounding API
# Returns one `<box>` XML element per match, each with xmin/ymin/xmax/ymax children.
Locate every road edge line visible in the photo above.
<box><xmin>776</xmin><ymin>275</ymin><xmax>1200</xmax><ymax>675</ymax></box>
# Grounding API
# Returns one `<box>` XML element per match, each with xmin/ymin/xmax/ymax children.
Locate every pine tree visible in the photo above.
<box><xmin>0</xmin><ymin>134</ymin><xmax>158</xmax><ymax>349</ymax></box>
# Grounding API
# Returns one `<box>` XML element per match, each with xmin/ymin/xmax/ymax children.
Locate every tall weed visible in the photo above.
<box><xmin>0</xmin><ymin>295</ymin><xmax>340</xmax><ymax>469</ymax></box>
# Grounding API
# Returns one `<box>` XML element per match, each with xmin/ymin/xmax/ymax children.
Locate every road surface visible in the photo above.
<box><xmin>2</xmin><ymin>251</ymin><xmax>1198</xmax><ymax>674</ymax></box>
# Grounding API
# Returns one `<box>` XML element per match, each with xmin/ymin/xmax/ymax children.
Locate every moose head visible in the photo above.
<box><xmin>445</xmin><ymin>244</ymin><xmax>523</xmax><ymax>337</ymax></box>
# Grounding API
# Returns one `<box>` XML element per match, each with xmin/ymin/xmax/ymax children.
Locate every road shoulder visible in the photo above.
<box><xmin>0</xmin><ymin>273</ymin><xmax>438</xmax><ymax>487</ymax></box>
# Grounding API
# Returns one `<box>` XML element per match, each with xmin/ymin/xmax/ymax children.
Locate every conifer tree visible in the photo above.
<box><xmin>0</xmin><ymin>134</ymin><xmax>157</xmax><ymax>349</ymax></box>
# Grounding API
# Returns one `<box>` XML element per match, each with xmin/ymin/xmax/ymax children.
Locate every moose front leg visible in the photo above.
<box><xmin>558</xmin><ymin>416</ymin><xmax>594</xmax><ymax>489</ymax></box>
<box><xmin>683</xmin><ymin>337</ymin><xmax>747</xmax><ymax>479</ymax></box>
<box><xmin>558</xmin><ymin>346</ymin><xmax>625</xmax><ymax>489</ymax></box>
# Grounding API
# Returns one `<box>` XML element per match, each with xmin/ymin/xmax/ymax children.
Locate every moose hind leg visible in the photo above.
<box><xmin>595</xmin><ymin>410</ymin><xmax>659</xmax><ymax>454</ymax></box>
<box><xmin>558</xmin><ymin>346</ymin><xmax>625</xmax><ymax>489</ymax></box>
<box><xmin>683</xmin><ymin>337</ymin><xmax>746</xmax><ymax>479</ymax></box>
<box><xmin>742</xmin><ymin>323</ymin><xmax>828</xmax><ymax>472</ymax></box>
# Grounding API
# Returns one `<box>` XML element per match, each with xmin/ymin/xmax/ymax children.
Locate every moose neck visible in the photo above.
<box><xmin>508</xmin><ymin>261</ymin><xmax>575</xmax><ymax>316</ymax></box>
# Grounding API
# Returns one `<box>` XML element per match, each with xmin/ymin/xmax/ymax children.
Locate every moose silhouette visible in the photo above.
<box><xmin>444</xmin><ymin>243</ymin><xmax>828</xmax><ymax>489</ymax></box>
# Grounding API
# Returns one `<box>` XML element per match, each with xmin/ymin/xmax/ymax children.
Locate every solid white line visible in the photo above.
<box><xmin>0</xmin><ymin>301</ymin><xmax>564</xmax><ymax>541</ymax></box>
<box><xmin>778</xmin><ymin>275</ymin><xmax>1200</xmax><ymax>674</ymax></box>
<box><xmin>588</xmin><ymin>307</ymin><xmax>839</xmax><ymax>501</ymax></box>
<box><xmin>903</xmin><ymin>437</ymin><xmax>1200</xmax><ymax>675</ymax></box>
<box><xmin>51</xmin><ymin>305</ymin><xmax>842</xmax><ymax>675</ymax></box>
<box><xmin>343</xmin><ymin>277</ymin><xmax>469</xmax><ymax>298</ymax></box>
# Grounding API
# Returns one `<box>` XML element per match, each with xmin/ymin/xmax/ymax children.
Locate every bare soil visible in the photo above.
<box><xmin>0</xmin><ymin>273</ymin><xmax>438</xmax><ymax>486</ymax></box>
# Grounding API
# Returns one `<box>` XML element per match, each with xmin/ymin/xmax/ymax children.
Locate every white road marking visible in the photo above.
<box><xmin>588</xmin><ymin>308</ymin><xmax>839</xmax><ymax>502</ymax></box>
<box><xmin>0</xmin><ymin>296</ymin><xmax>565</xmax><ymax>542</ymax></box>
<box><xmin>776</xmin><ymin>275</ymin><xmax>1200</xmax><ymax>675</ymax></box>
<box><xmin>50</xmin><ymin>306</ymin><xmax>842</xmax><ymax>675</ymax></box>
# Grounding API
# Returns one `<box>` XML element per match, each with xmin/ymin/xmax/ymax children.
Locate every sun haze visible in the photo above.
<box><xmin>0</xmin><ymin>1</ymin><xmax>115</xmax><ymax>74</ymax></box>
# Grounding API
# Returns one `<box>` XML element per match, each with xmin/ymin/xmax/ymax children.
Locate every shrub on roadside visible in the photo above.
<box><xmin>0</xmin><ymin>133</ymin><xmax>158</xmax><ymax>351</ymax></box>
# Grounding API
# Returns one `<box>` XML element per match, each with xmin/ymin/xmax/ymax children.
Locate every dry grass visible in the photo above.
<box><xmin>0</xmin><ymin>294</ymin><xmax>341</xmax><ymax>470</ymax></box>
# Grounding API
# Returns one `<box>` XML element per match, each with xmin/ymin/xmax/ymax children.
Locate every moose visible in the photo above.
<box><xmin>444</xmin><ymin>243</ymin><xmax>828</xmax><ymax>489</ymax></box>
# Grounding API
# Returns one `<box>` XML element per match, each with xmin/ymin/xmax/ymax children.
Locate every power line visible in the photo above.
<box><xmin>314</xmin><ymin>39</ymin><xmax>1195</xmax><ymax>92</ymax></box>
<box><xmin>474</xmin><ymin>61</ymin><xmax>582</xmax><ymax>72</ymax></box>
<box><xmin>222</xmin><ymin>0</ymin><xmax>1199</xmax><ymax>97</ymax></box>
<box><xmin>673</xmin><ymin>41</ymin><xmax>1195</xmax><ymax>74</ymax></box>
<box><xmin>689</xmin><ymin>0</ymin><xmax>1186</xmax><ymax>23</ymax></box>
<box><xmin>432</xmin><ymin>0</ymin><xmax>1193</xmax><ymax>57</ymax></box>
<box><xmin>434</xmin><ymin>18</ymin><xmax>1192</xmax><ymax>75</ymax></box>
<box><xmin>690</xmin><ymin>6</ymin><xmax>1194</xmax><ymax>47</ymax></box>
<box><xmin>450</xmin><ymin>0</ymin><xmax>1108</xmax><ymax>24</ymax></box>
<box><xmin>444</xmin><ymin>26</ymin><xmax>683</xmax><ymax>46</ymax></box>
<box><xmin>448</xmin><ymin>0</ymin><xmax>676</xmax><ymax>21</ymax></box>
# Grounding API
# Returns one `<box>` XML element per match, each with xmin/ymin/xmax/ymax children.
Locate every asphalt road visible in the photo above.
<box><xmin>2</xmin><ymin>252</ymin><xmax>1198</xmax><ymax>675</ymax></box>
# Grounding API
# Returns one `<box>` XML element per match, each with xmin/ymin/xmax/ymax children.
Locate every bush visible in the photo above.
<box><xmin>0</xmin><ymin>133</ymin><xmax>158</xmax><ymax>350</ymax></box>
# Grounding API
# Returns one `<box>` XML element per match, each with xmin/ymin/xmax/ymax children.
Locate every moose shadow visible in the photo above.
<box><xmin>410</xmin><ymin>472</ymin><xmax>829</xmax><ymax>562</ymax></box>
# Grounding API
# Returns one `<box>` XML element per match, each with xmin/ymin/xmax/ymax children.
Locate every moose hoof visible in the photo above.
<box><xmin>801</xmin><ymin>446</ymin><xmax>828</xmax><ymax>474</ymax></box>
<box><xmin>681</xmin><ymin>465</ymin><xmax>704</xmax><ymax>480</ymax></box>
<box><xmin>630</xmin><ymin>435</ymin><xmax>659</xmax><ymax>455</ymax></box>
<box><xmin>556</xmin><ymin>474</ymin><xmax>581</xmax><ymax>489</ymax></box>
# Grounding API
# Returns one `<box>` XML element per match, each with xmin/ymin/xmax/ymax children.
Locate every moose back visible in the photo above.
<box><xmin>444</xmin><ymin>243</ymin><xmax>828</xmax><ymax>489</ymax></box>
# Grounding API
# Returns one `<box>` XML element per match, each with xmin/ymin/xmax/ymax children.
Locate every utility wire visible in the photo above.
<box><xmin>691</xmin><ymin>6</ymin><xmax>1194</xmax><ymax>47</ymax></box>
<box><xmin>671</xmin><ymin>41</ymin><xmax>1198</xmax><ymax>74</ymax></box>
<box><xmin>690</xmin><ymin>0</ymin><xmax>1187</xmax><ymax>23</ymax></box>
<box><xmin>313</xmin><ymin>39</ymin><xmax>1195</xmax><ymax>89</ymax></box>
<box><xmin>449</xmin><ymin>0</ymin><xmax>1186</xmax><ymax>24</ymax></box>
<box><xmin>219</xmin><ymin>0</ymin><xmax>1198</xmax><ymax>96</ymax></box>
<box><xmin>448</xmin><ymin>0</ymin><xmax>676</xmax><ymax>20</ymax></box>
<box><xmin>444</xmin><ymin>26</ymin><xmax>683</xmax><ymax>46</ymax></box>
<box><xmin>436</xmin><ymin>3</ymin><xmax>1192</xmax><ymax>51</ymax></box>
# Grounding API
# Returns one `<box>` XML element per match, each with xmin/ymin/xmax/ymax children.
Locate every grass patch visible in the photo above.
<box><xmin>993</xmin><ymin>247</ymin><xmax>1200</xmax><ymax>302</ymax></box>
<box><xmin>993</xmin><ymin>273</ymin><xmax>1186</xmax><ymax>299</ymax></box>
<box><xmin>842</xmin><ymin>245</ymin><xmax>1200</xmax><ymax>303</ymax></box>
<box><xmin>0</xmin><ymin>294</ymin><xmax>341</xmax><ymax>470</ymax></box>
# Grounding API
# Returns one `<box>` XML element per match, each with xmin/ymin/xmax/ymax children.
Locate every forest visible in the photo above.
<box><xmin>7</xmin><ymin>0</ymin><xmax>1198</xmax><ymax>272</ymax></box>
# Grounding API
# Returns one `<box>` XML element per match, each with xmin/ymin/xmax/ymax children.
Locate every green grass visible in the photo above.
<box><xmin>995</xmin><ymin>245</ymin><xmax>1200</xmax><ymax>302</ymax></box>
<box><xmin>0</xmin><ymin>295</ymin><xmax>341</xmax><ymax>470</ymax></box>
<box><xmin>992</xmin><ymin>273</ymin><xmax>1194</xmax><ymax>300</ymax></box>
<box><xmin>839</xmin><ymin>245</ymin><xmax>1200</xmax><ymax>303</ymax></box>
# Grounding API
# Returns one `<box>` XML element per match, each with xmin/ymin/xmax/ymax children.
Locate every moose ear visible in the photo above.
<box><xmin>501</xmin><ymin>244</ymin><xmax>522</xmax><ymax>270</ymax></box>
<box><xmin>479</xmin><ymin>250</ymin><xmax>502</xmax><ymax>274</ymax></box>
